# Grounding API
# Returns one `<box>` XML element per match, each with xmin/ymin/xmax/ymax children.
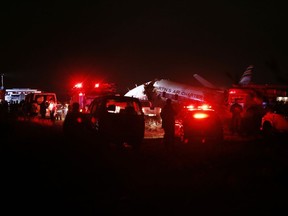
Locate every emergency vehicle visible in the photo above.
<box><xmin>175</xmin><ymin>104</ymin><xmax>224</xmax><ymax>144</ymax></box>
<box><xmin>227</xmin><ymin>84</ymin><xmax>288</xmax><ymax>112</ymax></box>
<box><xmin>23</xmin><ymin>92</ymin><xmax>57</xmax><ymax>118</ymax></box>
<box><xmin>69</xmin><ymin>81</ymin><xmax>116</xmax><ymax>112</ymax></box>
<box><xmin>260</xmin><ymin>96</ymin><xmax>288</xmax><ymax>136</ymax></box>
<box><xmin>5</xmin><ymin>88</ymin><xmax>42</xmax><ymax>104</ymax></box>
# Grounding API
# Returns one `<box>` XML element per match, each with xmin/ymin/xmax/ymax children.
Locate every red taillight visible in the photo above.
<box><xmin>91</xmin><ymin>117</ymin><xmax>96</xmax><ymax>124</ymax></box>
<box><xmin>193</xmin><ymin>112</ymin><xmax>209</xmax><ymax>119</ymax></box>
<box><xmin>77</xmin><ymin>117</ymin><xmax>82</xmax><ymax>123</ymax></box>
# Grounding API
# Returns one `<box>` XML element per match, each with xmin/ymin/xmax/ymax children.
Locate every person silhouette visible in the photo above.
<box><xmin>40</xmin><ymin>100</ymin><xmax>47</xmax><ymax>119</ymax></box>
<box><xmin>63</xmin><ymin>102</ymin><xmax>89</xmax><ymax>139</ymax></box>
<box><xmin>160</xmin><ymin>99</ymin><xmax>177</xmax><ymax>150</ymax></box>
<box><xmin>48</xmin><ymin>98</ymin><xmax>56</xmax><ymax>121</ymax></box>
<box><xmin>230</xmin><ymin>99</ymin><xmax>243</xmax><ymax>134</ymax></box>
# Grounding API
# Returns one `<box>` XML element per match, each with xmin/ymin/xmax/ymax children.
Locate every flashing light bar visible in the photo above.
<box><xmin>74</xmin><ymin>83</ymin><xmax>83</xmax><ymax>88</ymax></box>
<box><xmin>184</xmin><ymin>104</ymin><xmax>212</xmax><ymax>110</ymax></box>
<box><xmin>185</xmin><ymin>105</ymin><xmax>195</xmax><ymax>110</ymax></box>
<box><xmin>198</xmin><ymin>104</ymin><xmax>211</xmax><ymax>110</ymax></box>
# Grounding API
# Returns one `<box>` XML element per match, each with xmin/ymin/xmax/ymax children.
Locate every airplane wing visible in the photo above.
<box><xmin>124</xmin><ymin>84</ymin><xmax>147</xmax><ymax>100</ymax></box>
<box><xmin>193</xmin><ymin>74</ymin><xmax>216</xmax><ymax>89</ymax></box>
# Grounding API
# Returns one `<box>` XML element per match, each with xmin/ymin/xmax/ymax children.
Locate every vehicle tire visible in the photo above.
<box><xmin>114</xmin><ymin>141</ymin><xmax>125</xmax><ymax>151</ymax></box>
<box><xmin>130</xmin><ymin>139</ymin><xmax>142</xmax><ymax>151</ymax></box>
<box><xmin>98</xmin><ymin>137</ymin><xmax>111</xmax><ymax>151</ymax></box>
<box><xmin>262</xmin><ymin>121</ymin><xmax>273</xmax><ymax>138</ymax></box>
<box><xmin>215</xmin><ymin>131</ymin><xmax>224</xmax><ymax>144</ymax></box>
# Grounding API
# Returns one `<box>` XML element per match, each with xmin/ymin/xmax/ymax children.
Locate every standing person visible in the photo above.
<box><xmin>48</xmin><ymin>98</ymin><xmax>56</xmax><ymax>121</ymax></box>
<box><xmin>40</xmin><ymin>100</ymin><xmax>47</xmax><ymax>119</ymax></box>
<box><xmin>160</xmin><ymin>99</ymin><xmax>177</xmax><ymax>150</ymax></box>
<box><xmin>63</xmin><ymin>102</ymin><xmax>86</xmax><ymax>142</ymax></box>
<box><xmin>230</xmin><ymin>99</ymin><xmax>243</xmax><ymax>134</ymax></box>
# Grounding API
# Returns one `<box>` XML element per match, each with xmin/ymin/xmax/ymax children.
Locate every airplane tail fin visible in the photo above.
<box><xmin>238</xmin><ymin>65</ymin><xmax>254</xmax><ymax>86</ymax></box>
<box><xmin>193</xmin><ymin>74</ymin><xmax>216</xmax><ymax>89</ymax></box>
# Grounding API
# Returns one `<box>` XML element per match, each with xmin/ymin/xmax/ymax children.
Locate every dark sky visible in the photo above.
<box><xmin>1</xmin><ymin>0</ymin><xmax>288</xmax><ymax>98</ymax></box>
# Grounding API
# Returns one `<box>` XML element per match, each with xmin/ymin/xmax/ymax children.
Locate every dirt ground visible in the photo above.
<box><xmin>1</xmin><ymin>117</ymin><xmax>288</xmax><ymax>215</ymax></box>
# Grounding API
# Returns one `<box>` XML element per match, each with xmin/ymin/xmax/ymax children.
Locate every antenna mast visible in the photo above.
<box><xmin>0</xmin><ymin>74</ymin><xmax>4</xmax><ymax>89</ymax></box>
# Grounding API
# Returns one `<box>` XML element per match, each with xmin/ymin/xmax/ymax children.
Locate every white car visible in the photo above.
<box><xmin>261</xmin><ymin>103</ymin><xmax>288</xmax><ymax>136</ymax></box>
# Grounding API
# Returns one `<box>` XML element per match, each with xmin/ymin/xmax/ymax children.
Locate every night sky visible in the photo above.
<box><xmin>1</xmin><ymin>1</ymin><xmax>288</xmax><ymax>100</ymax></box>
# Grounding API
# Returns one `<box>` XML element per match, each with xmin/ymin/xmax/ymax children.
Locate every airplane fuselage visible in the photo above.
<box><xmin>125</xmin><ymin>79</ymin><xmax>205</xmax><ymax>108</ymax></box>
<box><xmin>153</xmin><ymin>79</ymin><xmax>204</xmax><ymax>102</ymax></box>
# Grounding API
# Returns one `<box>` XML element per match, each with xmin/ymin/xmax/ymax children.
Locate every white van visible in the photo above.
<box><xmin>23</xmin><ymin>92</ymin><xmax>57</xmax><ymax>118</ymax></box>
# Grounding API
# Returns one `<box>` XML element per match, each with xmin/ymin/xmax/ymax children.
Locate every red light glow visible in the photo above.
<box><xmin>74</xmin><ymin>83</ymin><xmax>83</xmax><ymax>88</ymax></box>
<box><xmin>94</xmin><ymin>83</ymin><xmax>100</xmax><ymax>88</ymax></box>
<box><xmin>193</xmin><ymin>113</ymin><xmax>209</xmax><ymax>119</ymax></box>
<box><xmin>198</xmin><ymin>104</ymin><xmax>212</xmax><ymax>110</ymax></box>
<box><xmin>186</xmin><ymin>105</ymin><xmax>194</xmax><ymax>110</ymax></box>
<box><xmin>91</xmin><ymin>117</ymin><xmax>96</xmax><ymax>124</ymax></box>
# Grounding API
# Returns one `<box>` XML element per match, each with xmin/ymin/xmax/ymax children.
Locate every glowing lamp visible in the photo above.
<box><xmin>198</xmin><ymin>104</ymin><xmax>211</xmax><ymax>110</ymax></box>
<box><xmin>74</xmin><ymin>83</ymin><xmax>83</xmax><ymax>88</ymax></box>
<box><xmin>193</xmin><ymin>113</ymin><xmax>209</xmax><ymax>119</ymax></box>
<box><xmin>185</xmin><ymin>105</ymin><xmax>194</xmax><ymax>110</ymax></box>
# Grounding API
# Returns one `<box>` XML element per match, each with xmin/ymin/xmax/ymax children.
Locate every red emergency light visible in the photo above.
<box><xmin>74</xmin><ymin>83</ymin><xmax>83</xmax><ymax>88</ymax></box>
<box><xmin>185</xmin><ymin>105</ymin><xmax>195</xmax><ymax>111</ymax></box>
<box><xmin>184</xmin><ymin>104</ymin><xmax>212</xmax><ymax>111</ymax></box>
<box><xmin>198</xmin><ymin>104</ymin><xmax>212</xmax><ymax>110</ymax></box>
